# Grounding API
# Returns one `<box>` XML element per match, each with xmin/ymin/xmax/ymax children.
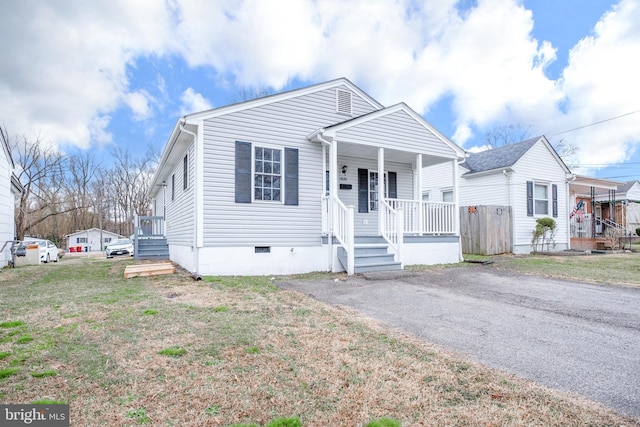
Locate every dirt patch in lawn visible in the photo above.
<box><xmin>0</xmin><ymin>259</ymin><xmax>637</xmax><ymax>426</ymax></box>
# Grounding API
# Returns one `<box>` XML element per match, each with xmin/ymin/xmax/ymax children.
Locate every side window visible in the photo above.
<box><xmin>442</xmin><ymin>189</ymin><xmax>453</xmax><ymax>203</ymax></box>
<box><xmin>254</xmin><ymin>147</ymin><xmax>282</xmax><ymax>202</ymax></box>
<box><xmin>534</xmin><ymin>183</ymin><xmax>548</xmax><ymax>215</ymax></box>
<box><xmin>183</xmin><ymin>154</ymin><xmax>188</xmax><ymax>190</ymax></box>
<box><xmin>422</xmin><ymin>191</ymin><xmax>430</xmax><ymax>202</ymax></box>
<box><xmin>171</xmin><ymin>174</ymin><xmax>175</xmax><ymax>201</ymax></box>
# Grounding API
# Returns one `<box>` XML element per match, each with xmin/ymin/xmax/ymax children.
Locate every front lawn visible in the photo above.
<box><xmin>0</xmin><ymin>258</ymin><xmax>636</xmax><ymax>426</ymax></box>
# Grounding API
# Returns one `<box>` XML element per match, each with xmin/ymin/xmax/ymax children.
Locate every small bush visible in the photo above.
<box><xmin>635</xmin><ymin>227</ymin><xmax>640</xmax><ymax>236</ymax></box>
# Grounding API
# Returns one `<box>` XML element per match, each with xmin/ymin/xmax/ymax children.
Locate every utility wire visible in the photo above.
<box><xmin>547</xmin><ymin>110</ymin><xmax>640</xmax><ymax>137</ymax></box>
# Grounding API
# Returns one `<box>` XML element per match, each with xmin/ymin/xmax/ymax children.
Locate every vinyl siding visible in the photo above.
<box><xmin>511</xmin><ymin>143</ymin><xmax>568</xmax><ymax>250</ymax></box>
<box><xmin>337</xmin><ymin>109</ymin><xmax>457</xmax><ymax>158</ymax></box>
<box><xmin>201</xmin><ymin>85</ymin><xmax>379</xmax><ymax>247</ymax></box>
<box><xmin>166</xmin><ymin>142</ymin><xmax>196</xmax><ymax>246</ymax></box>
<box><xmin>422</xmin><ymin>161</ymin><xmax>457</xmax><ymax>202</ymax></box>
<box><xmin>459</xmin><ymin>173</ymin><xmax>510</xmax><ymax>205</ymax></box>
<box><xmin>0</xmin><ymin>147</ymin><xmax>13</xmax><ymax>262</ymax></box>
<box><xmin>626</xmin><ymin>183</ymin><xmax>640</xmax><ymax>201</ymax></box>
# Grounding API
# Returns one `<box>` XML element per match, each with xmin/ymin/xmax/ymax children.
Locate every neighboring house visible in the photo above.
<box><xmin>0</xmin><ymin>130</ymin><xmax>23</xmax><ymax>267</ymax></box>
<box><xmin>147</xmin><ymin>78</ymin><xmax>465</xmax><ymax>275</ymax></box>
<box><xmin>567</xmin><ymin>175</ymin><xmax>620</xmax><ymax>240</ymax></box>
<box><xmin>592</xmin><ymin>180</ymin><xmax>640</xmax><ymax>236</ymax></box>
<box><xmin>423</xmin><ymin>136</ymin><xmax>572</xmax><ymax>254</ymax></box>
<box><xmin>66</xmin><ymin>228</ymin><xmax>124</xmax><ymax>252</ymax></box>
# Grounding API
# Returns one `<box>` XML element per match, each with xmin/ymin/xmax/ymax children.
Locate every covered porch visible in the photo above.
<box><xmin>308</xmin><ymin>104</ymin><xmax>465</xmax><ymax>274</ymax></box>
<box><xmin>568</xmin><ymin>175</ymin><xmax>621</xmax><ymax>249</ymax></box>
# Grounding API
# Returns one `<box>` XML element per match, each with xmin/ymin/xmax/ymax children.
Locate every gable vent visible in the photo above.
<box><xmin>336</xmin><ymin>89</ymin><xmax>352</xmax><ymax>115</ymax></box>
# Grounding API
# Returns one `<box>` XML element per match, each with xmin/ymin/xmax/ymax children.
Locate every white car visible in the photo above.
<box><xmin>106</xmin><ymin>239</ymin><xmax>134</xmax><ymax>258</ymax></box>
<box><xmin>22</xmin><ymin>239</ymin><xmax>59</xmax><ymax>263</ymax></box>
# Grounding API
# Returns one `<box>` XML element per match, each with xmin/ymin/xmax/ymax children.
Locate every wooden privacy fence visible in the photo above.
<box><xmin>460</xmin><ymin>205</ymin><xmax>512</xmax><ymax>255</ymax></box>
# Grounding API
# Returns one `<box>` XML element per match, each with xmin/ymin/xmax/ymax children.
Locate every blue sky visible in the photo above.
<box><xmin>1</xmin><ymin>0</ymin><xmax>639</xmax><ymax>182</ymax></box>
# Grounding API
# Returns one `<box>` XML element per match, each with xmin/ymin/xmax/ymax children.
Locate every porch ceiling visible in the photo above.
<box><xmin>570</xmin><ymin>175</ymin><xmax>620</xmax><ymax>196</ymax></box>
<box><xmin>338</xmin><ymin>141</ymin><xmax>453</xmax><ymax>166</ymax></box>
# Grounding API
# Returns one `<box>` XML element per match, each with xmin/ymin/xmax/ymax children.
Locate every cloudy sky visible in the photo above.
<box><xmin>1</xmin><ymin>0</ymin><xmax>639</xmax><ymax>181</ymax></box>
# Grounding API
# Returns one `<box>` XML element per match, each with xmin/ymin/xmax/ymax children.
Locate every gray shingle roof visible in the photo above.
<box><xmin>616</xmin><ymin>180</ymin><xmax>638</xmax><ymax>193</ymax></box>
<box><xmin>460</xmin><ymin>136</ymin><xmax>541</xmax><ymax>174</ymax></box>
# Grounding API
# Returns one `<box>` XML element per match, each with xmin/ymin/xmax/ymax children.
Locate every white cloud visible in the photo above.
<box><xmin>124</xmin><ymin>91</ymin><xmax>154</xmax><ymax>122</ymax></box>
<box><xmin>553</xmin><ymin>0</ymin><xmax>640</xmax><ymax>174</ymax></box>
<box><xmin>0</xmin><ymin>0</ymin><xmax>174</xmax><ymax>148</ymax></box>
<box><xmin>1</xmin><ymin>0</ymin><xmax>639</xmax><ymax>180</ymax></box>
<box><xmin>179</xmin><ymin>88</ymin><xmax>213</xmax><ymax>116</ymax></box>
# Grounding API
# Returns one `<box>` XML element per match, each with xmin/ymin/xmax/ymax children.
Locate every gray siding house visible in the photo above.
<box><xmin>148</xmin><ymin>78</ymin><xmax>465</xmax><ymax>275</ymax></box>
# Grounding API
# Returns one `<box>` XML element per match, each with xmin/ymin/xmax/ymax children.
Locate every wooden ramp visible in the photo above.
<box><xmin>124</xmin><ymin>262</ymin><xmax>175</xmax><ymax>279</ymax></box>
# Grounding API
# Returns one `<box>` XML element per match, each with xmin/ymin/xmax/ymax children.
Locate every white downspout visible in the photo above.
<box><xmin>315</xmin><ymin>132</ymin><xmax>336</xmax><ymax>272</ymax></box>
<box><xmin>179</xmin><ymin>118</ymin><xmax>199</xmax><ymax>274</ymax></box>
<box><xmin>566</xmin><ymin>174</ymin><xmax>577</xmax><ymax>249</ymax></box>
<box><xmin>453</xmin><ymin>159</ymin><xmax>461</xmax><ymax>261</ymax></box>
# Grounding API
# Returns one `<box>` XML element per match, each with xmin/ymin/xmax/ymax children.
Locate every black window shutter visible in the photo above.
<box><xmin>526</xmin><ymin>181</ymin><xmax>533</xmax><ymax>216</ymax></box>
<box><xmin>552</xmin><ymin>184</ymin><xmax>558</xmax><ymax>217</ymax></box>
<box><xmin>358</xmin><ymin>168</ymin><xmax>368</xmax><ymax>213</ymax></box>
<box><xmin>388</xmin><ymin>172</ymin><xmax>397</xmax><ymax>199</ymax></box>
<box><xmin>235</xmin><ymin>141</ymin><xmax>252</xmax><ymax>203</ymax></box>
<box><xmin>284</xmin><ymin>147</ymin><xmax>298</xmax><ymax>206</ymax></box>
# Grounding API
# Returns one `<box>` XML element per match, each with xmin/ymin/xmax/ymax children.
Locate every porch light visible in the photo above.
<box><xmin>341</xmin><ymin>165</ymin><xmax>348</xmax><ymax>174</ymax></box>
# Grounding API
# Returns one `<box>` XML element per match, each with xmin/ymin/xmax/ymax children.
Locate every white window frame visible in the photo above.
<box><xmin>534</xmin><ymin>182</ymin><xmax>549</xmax><ymax>215</ymax></box>
<box><xmin>442</xmin><ymin>189</ymin><xmax>453</xmax><ymax>203</ymax></box>
<box><xmin>369</xmin><ymin>171</ymin><xmax>388</xmax><ymax>212</ymax></box>
<box><xmin>422</xmin><ymin>191</ymin><xmax>430</xmax><ymax>202</ymax></box>
<box><xmin>253</xmin><ymin>145</ymin><xmax>283</xmax><ymax>203</ymax></box>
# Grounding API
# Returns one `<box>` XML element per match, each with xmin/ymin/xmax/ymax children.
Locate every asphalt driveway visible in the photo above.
<box><xmin>278</xmin><ymin>265</ymin><xmax>640</xmax><ymax>418</ymax></box>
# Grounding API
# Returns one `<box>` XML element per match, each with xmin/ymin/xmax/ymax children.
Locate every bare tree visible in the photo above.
<box><xmin>484</xmin><ymin>124</ymin><xmax>533</xmax><ymax>148</ymax></box>
<box><xmin>66</xmin><ymin>151</ymin><xmax>101</xmax><ymax>231</ymax></box>
<box><xmin>484</xmin><ymin>123</ymin><xmax>578</xmax><ymax>162</ymax></box>
<box><xmin>108</xmin><ymin>146</ymin><xmax>155</xmax><ymax>236</ymax></box>
<box><xmin>9</xmin><ymin>129</ymin><xmax>70</xmax><ymax>241</ymax></box>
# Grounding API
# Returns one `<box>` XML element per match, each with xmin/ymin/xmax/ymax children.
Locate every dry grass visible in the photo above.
<box><xmin>1</xmin><ymin>257</ymin><xmax>638</xmax><ymax>426</ymax></box>
<box><xmin>486</xmin><ymin>252</ymin><xmax>640</xmax><ymax>288</ymax></box>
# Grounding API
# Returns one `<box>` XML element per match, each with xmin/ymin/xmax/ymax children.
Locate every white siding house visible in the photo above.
<box><xmin>66</xmin><ymin>228</ymin><xmax>124</xmax><ymax>252</ymax></box>
<box><xmin>0</xmin><ymin>131</ymin><xmax>23</xmax><ymax>267</ymax></box>
<box><xmin>424</xmin><ymin>136</ymin><xmax>572</xmax><ymax>254</ymax></box>
<box><xmin>148</xmin><ymin>78</ymin><xmax>466</xmax><ymax>275</ymax></box>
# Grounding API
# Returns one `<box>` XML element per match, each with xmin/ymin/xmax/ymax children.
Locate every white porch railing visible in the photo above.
<box><xmin>387</xmin><ymin>199</ymin><xmax>456</xmax><ymax>234</ymax></box>
<box><xmin>382</xmin><ymin>200</ymin><xmax>403</xmax><ymax>265</ymax></box>
<box><xmin>322</xmin><ymin>195</ymin><xmax>355</xmax><ymax>275</ymax></box>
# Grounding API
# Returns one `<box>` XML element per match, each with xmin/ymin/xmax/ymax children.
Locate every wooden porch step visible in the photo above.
<box><xmin>124</xmin><ymin>262</ymin><xmax>175</xmax><ymax>279</ymax></box>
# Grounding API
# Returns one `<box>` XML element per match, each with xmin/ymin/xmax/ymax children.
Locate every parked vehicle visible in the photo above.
<box><xmin>22</xmin><ymin>239</ymin><xmax>59</xmax><ymax>263</ymax></box>
<box><xmin>106</xmin><ymin>239</ymin><xmax>134</xmax><ymax>258</ymax></box>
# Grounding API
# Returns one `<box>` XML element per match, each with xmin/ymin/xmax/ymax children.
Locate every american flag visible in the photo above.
<box><xmin>570</xmin><ymin>198</ymin><xmax>584</xmax><ymax>220</ymax></box>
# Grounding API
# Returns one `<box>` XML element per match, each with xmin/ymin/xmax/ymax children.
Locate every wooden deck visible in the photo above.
<box><xmin>124</xmin><ymin>262</ymin><xmax>175</xmax><ymax>279</ymax></box>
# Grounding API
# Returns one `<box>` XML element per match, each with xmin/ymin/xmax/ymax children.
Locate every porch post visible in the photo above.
<box><xmin>330</xmin><ymin>140</ymin><xmax>339</xmax><ymax>271</ymax></box>
<box><xmin>416</xmin><ymin>154</ymin><xmax>423</xmax><ymax>235</ymax></box>
<box><xmin>452</xmin><ymin>158</ymin><xmax>462</xmax><ymax>261</ymax></box>
<box><xmin>378</xmin><ymin>147</ymin><xmax>385</xmax><ymax>236</ymax></box>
